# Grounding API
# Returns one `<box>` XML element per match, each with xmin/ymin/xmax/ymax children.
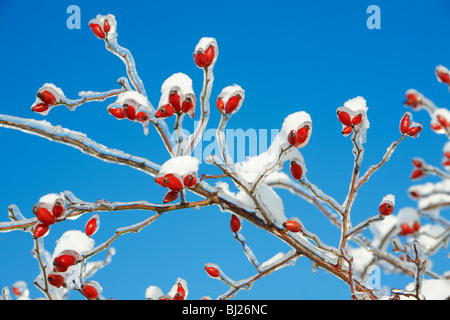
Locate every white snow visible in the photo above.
<box><xmin>194</xmin><ymin>37</ymin><xmax>217</xmax><ymax>52</ymax></box>
<box><xmin>145</xmin><ymin>285</ymin><xmax>164</xmax><ymax>300</ymax></box>
<box><xmin>52</xmin><ymin>230</ymin><xmax>95</xmax><ymax>258</ymax></box>
<box><xmin>396</xmin><ymin>207</ymin><xmax>419</xmax><ymax>226</ymax></box>
<box><xmin>380</xmin><ymin>194</ymin><xmax>395</xmax><ymax>206</ymax></box>
<box><xmin>157</xmin><ymin>156</ymin><xmax>199</xmax><ymax>177</ymax></box>
<box><xmin>115</xmin><ymin>91</ymin><xmax>150</xmax><ymax>109</ymax></box>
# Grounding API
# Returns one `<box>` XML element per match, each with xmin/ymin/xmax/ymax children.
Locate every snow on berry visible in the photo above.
<box><xmin>216</xmin><ymin>85</ymin><xmax>245</xmax><ymax>115</ymax></box>
<box><xmin>430</xmin><ymin>108</ymin><xmax>450</xmax><ymax>134</ymax></box>
<box><xmin>157</xmin><ymin>73</ymin><xmax>196</xmax><ymax>118</ymax></box>
<box><xmin>53</xmin><ymin>231</ymin><xmax>94</xmax><ymax>263</ymax></box>
<box><xmin>435</xmin><ymin>65</ymin><xmax>450</xmax><ymax>85</ymax></box>
<box><xmin>193</xmin><ymin>37</ymin><xmax>218</xmax><ymax>69</ymax></box>
<box><xmin>337</xmin><ymin>96</ymin><xmax>370</xmax><ymax>142</ymax></box>
<box><xmin>32</xmin><ymin>84</ymin><xmax>66</xmax><ymax>115</ymax></box>
<box><xmin>88</xmin><ymin>14</ymin><xmax>117</xmax><ymax>40</ymax></box>
<box><xmin>157</xmin><ymin>156</ymin><xmax>199</xmax><ymax>179</ymax></box>
<box><xmin>378</xmin><ymin>194</ymin><xmax>395</xmax><ymax>216</ymax></box>
<box><xmin>145</xmin><ymin>285</ymin><xmax>165</xmax><ymax>300</ymax></box>
<box><xmin>396</xmin><ymin>207</ymin><xmax>420</xmax><ymax>236</ymax></box>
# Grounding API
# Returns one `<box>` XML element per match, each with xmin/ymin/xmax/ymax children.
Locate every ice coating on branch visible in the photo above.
<box><xmin>384</xmin><ymin>279</ymin><xmax>450</xmax><ymax>300</ymax></box>
<box><xmin>53</xmin><ymin>230</ymin><xmax>95</xmax><ymax>259</ymax></box>
<box><xmin>157</xmin><ymin>156</ymin><xmax>199</xmax><ymax>177</ymax></box>
<box><xmin>145</xmin><ymin>285</ymin><xmax>164</xmax><ymax>300</ymax></box>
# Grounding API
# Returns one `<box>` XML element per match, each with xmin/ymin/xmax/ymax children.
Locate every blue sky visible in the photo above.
<box><xmin>0</xmin><ymin>0</ymin><xmax>449</xmax><ymax>300</ymax></box>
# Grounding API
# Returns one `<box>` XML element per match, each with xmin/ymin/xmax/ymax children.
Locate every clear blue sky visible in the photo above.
<box><xmin>0</xmin><ymin>0</ymin><xmax>448</xmax><ymax>300</ymax></box>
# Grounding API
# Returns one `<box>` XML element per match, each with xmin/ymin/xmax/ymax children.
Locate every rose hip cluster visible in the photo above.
<box><xmin>108</xmin><ymin>101</ymin><xmax>149</xmax><ymax>123</ymax></box>
<box><xmin>32</xmin><ymin>195</ymin><xmax>67</xmax><ymax>239</ymax></box>
<box><xmin>336</xmin><ymin>109</ymin><xmax>363</xmax><ymax>136</ymax></box>
<box><xmin>400</xmin><ymin>112</ymin><xmax>422</xmax><ymax>138</ymax></box>
<box><xmin>31</xmin><ymin>85</ymin><xmax>63</xmax><ymax>115</ymax></box>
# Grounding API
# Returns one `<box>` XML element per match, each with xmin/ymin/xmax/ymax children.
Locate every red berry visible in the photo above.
<box><xmin>85</xmin><ymin>215</ymin><xmax>99</xmax><ymax>236</ymax></box>
<box><xmin>155</xmin><ymin>104</ymin><xmax>175</xmax><ymax>118</ymax></box>
<box><xmin>225</xmin><ymin>95</ymin><xmax>241</xmax><ymax>114</ymax></box>
<box><xmin>109</xmin><ymin>107</ymin><xmax>124</xmax><ymax>119</ymax></box>
<box><xmin>410</xmin><ymin>169</ymin><xmax>423</xmax><ymax>180</ymax></box>
<box><xmin>163</xmin><ymin>190</ymin><xmax>179</xmax><ymax>203</ymax></box>
<box><xmin>444</xmin><ymin>152</ymin><xmax>450</xmax><ymax>159</ymax></box>
<box><xmin>194</xmin><ymin>51</ymin><xmax>207</xmax><ymax>68</ymax></box>
<box><xmin>287</xmin><ymin>130</ymin><xmax>298</xmax><ymax>147</ymax></box>
<box><xmin>407</xmin><ymin>126</ymin><xmax>421</xmax><ymax>137</ymax></box>
<box><xmin>53</xmin><ymin>265</ymin><xmax>68</xmax><ymax>273</ymax></box>
<box><xmin>81</xmin><ymin>284</ymin><xmax>98</xmax><ymax>300</ymax></box>
<box><xmin>173</xmin><ymin>283</ymin><xmax>186</xmax><ymax>300</ymax></box>
<box><xmin>205</xmin><ymin>266</ymin><xmax>220</xmax><ymax>278</ymax></box>
<box><xmin>12</xmin><ymin>287</ymin><xmax>21</xmax><ymax>296</ymax></box>
<box><xmin>89</xmin><ymin>23</ymin><xmax>105</xmax><ymax>39</ymax></box>
<box><xmin>352</xmin><ymin>114</ymin><xmax>363</xmax><ymax>126</ymax></box>
<box><xmin>48</xmin><ymin>274</ymin><xmax>65</xmax><ymax>288</ymax></box>
<box><xmin>181</xmin><ymin>97</ymin><xmax>195</xmax><ymax>116</ymax></box>
<box><xmin>437</xmin><ymin>71</ymin><xmax>450</xmax><ymax>84</ymax></box>
<box><xmin>52</xmin><ymin>199</ymin><xmax>65</xmax><ymax>218</ymax></box>
<box><xmin>54</xmin><ymin>253</ymin><xmax>78</xmax><ymax>268</ymax></box>
<box><xmin>379</xmin><ymin>203</ymin><xmax>394</xmax><ymax>216</ymax></box>
<box><xmin>230</xmin><ymin>214</ymin><xmax>241</xmax><ymax>233</ymax></box>
<box><xmin>412</xmin><ymin>159</ymin><xmax>422</xmax><ymax>168</ymax></box>
<box><xmin>437</xmin><ymin>115</ymin><xmax>448</xmax><ymax>127</ymax></box>
<box><xmin>284</xmin><ymin>220</ymin><xmax>302</xmax><ymax>233</ymax></box>
<box><xmin>37</xmin><ymin>90</ymin><xmax>56</xmax><ymax>105</ymax></box>
<box><xmin>337</xmin><ymin>110</ymin><xmax>352</xmax><ymax>126</ymax></box>
<box><xmin>216</xmin><ymin>97</ymin><xmax>224</xmax><ymax>113</ymax></box>
<box><xmin>33</xmin><ymin>223</ymin><xmax>50</xmax><ymax>238</ymax></box>
<box><xmin>183</xmin><ymin>174</ymin><xmax>197</xmax><ymax>188</ymax></box>
<box><xmin>413</xmin><ymin>221</ymin><xmax>420</xmax><ymax>232</ymax></box>
<box><xmin>400</xmin><ymin>113</ymin><xmax>411</xmax><ymax>134</ymax></box>
<box><xmin>155</xmin><ymin>176</ymin><xmax>167</xmax><ymax>187</ymax></box>
<box><xmin>342</xmin><ymin>126</ymin><xmax>353</xmax><ymax>135</ymax></box>
<box><xmin>405</xmin><ymin>93</ymin><xmax>419</xmax><ymax>108</ymax></box>
<box><xmin>431</xmin><ymin>123</ymin><xmax>442</xmax><ymax>131</ymax></box>
<box><xmin>136</xmin><ymin>111</ymin><xmax>149</xmax><ymax>122</ymax></box>
<box><xmin>103</xmin><ymin>20</ymin><xmax>111</xmax><ymax>33</ymax></box>
<box><xmin>443</xmin><ymin>160</ymin><xmax>450</xmax><ymax>166</ymax></box>
<box><xmin>123</xmin><ymin>104</ymin><xmax>136</xmax><ymax>120</ymax></box>
<box><xmin>32</xmin><ymin>103</ymin><xmax>49</xmax><ymax>113</ymax></box>
<box><xmin>290</xmin><ymin>161</ymin><xmax>303</xmax><ymax>180</ymax></box>
<box><xmin>35</xmin><ymin>207</ymin><xmax>56</xmax><ymax>225</ymax></box>
<box><xmin>399</xmin><ymin>224</ymin><xmax>413</xmax><ymax>236</ymax></box>
<box><xmin>296</xmin><ymin>125</ymin><xmax>310</xmax><ymax>145</ymax></box>
<box><xmin>409</xmin><ymin>191</ymin><xmax>419</xmax><ymax>198</ymax></box>
<box><xmin>169</xmin><ymin>90</ymin><xmax>181</xmax><ymax>112</ymax></box>
<box><xmin>164</xmin><ymin>174</ymin><xmax>183</xmax><ymax>192</ymax></box>
<box><xmin>205</xmin><ymin>46</ymin><xmax>215</xmax><ymax>67</ymax></box>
